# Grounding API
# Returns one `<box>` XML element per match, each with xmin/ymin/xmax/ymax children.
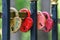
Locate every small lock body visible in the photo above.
<box><xmin>10</xmin><ymin>7</ymin><xmax>22</xmax><ymax>33</ymax></box>
<box><xmin>42</xmin><ymin>11</ymin><xmax>54</xmax><ymax>32</ymax></box>
<box><xmin>19</xmin><ymin>8</ymin><xmax>33</xmax><ymax>32</ymax></box>
<box><xmin>37</xmin><ymin>11</ymin><xmax>46</xmax><ymax>30</ymax></box>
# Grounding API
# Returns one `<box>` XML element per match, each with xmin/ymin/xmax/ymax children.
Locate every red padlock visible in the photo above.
<box><xmin>19</xmin><ymin>8</ymin><xmax>33</xmax><ymax>32</ymax></box>
<box><xmin>37</xmin><ymin>11</ymin><xmax>46</xmax><ymax>30</ymax></box>
<box><xmin>42</xmin><ymin>11</ymin><xmax>54</xmax><ymax>32</ymax></box>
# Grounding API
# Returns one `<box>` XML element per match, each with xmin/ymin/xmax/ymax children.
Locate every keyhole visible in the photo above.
<box><xmin>39</xmin><ymin>23</ymin><xmax>42</xmax><ymax>26</ymax></box>
<box><xmin>11</xmin><ymin>27</ymin><xmax>14</xmax><ymax>31</ymax></box>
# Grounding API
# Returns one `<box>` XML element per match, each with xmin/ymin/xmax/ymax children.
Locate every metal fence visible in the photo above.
<box><xmin>2</xmin><ymin>0</ymin><xmax>58</xmax><ymax>40</ymax></box>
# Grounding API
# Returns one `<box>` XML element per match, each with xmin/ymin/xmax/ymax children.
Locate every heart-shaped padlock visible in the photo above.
<box><xmin>10</xmin><ymin>7</ymin><xmax>22</xmax><ymax>33</ymax></box>
<box><xmin>19</xmin><ymin>8</ymin><xmax>33</xmax><ymax>32</ymax></box>
<box><xmin>42</xmin><ymin>11</ymin><xmax>54</xmax><ymax>32</ymax></box>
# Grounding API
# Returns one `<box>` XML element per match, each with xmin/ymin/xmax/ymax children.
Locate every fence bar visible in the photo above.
<box><xmin>30</xmin><ymin>1</ymin><xmax>37</xmax><ymax>40</ymax></box>
<box><xmin>51</xmin><ymin>1</ymin><xmax>58</xmax><ymax>40</ymax></box>
<box><xmin>2</xmin><ymin>0</ymin><xmax>10</xmax><ymax>40</ymax></box>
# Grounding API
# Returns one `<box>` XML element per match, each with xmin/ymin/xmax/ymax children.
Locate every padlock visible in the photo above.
<box><xmin>37</xmin><ymin>11</ymin><xmax>46</xmax><ymax>30</ymax></box>
<box><xmin>42</xmin><ymin>11</ymin><xmax>54</xmax><ymax>32</ymax></box>
<box><xmin>19</xmin><ymin>8</ymin><xmax>33</xmax><ymax>32</ymax></box>
<box><xmin>10</xmin><ymin>7</ymin><xmax>22</xmax><ymax>33</ymax></box>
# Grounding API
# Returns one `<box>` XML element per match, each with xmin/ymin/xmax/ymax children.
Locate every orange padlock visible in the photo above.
<box><xmin>37</xmin><ymin>11</ymin><xmax>46</xmax><ymax>30</ymax></box>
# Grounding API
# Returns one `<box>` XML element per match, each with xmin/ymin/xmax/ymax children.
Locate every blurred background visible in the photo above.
<box><xmin>0</xmin><ymin>0</ymin><xmax>60</xmax><ymax>40</ymax></box>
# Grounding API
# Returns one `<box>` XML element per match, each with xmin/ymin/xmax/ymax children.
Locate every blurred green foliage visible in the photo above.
<box><xmin>15</xmin><ymin>0</ymin><xmax>30</xmax><ymax>10</ymax></box>
<box><xmin>21</xmin><ymin>31</ymin><xmax>30</xmax><ymax>40</ymax></box>
<box><xmin>0</xmin><ymin>0</ymin><xmax>2</xmax><ymax>40</ymax></box>
<box><xmin>0</xmin><ymin>18</ymin><xmax>2</xmax><ymax>29</ymax></box>
<box><xmin>58</xmin><ymin>0</ymin><xmax>60</xmax><ymax>40</ymax></box>
<box><xmin>0</xmin><ymin>0</ymin><xmax>2</xmax><ymax>12</ymax></box>
<box><xmin>58</xmin><ymin>24</ymin><xmax>60</xmax><ymax>40</ymax></box>
<box><xmin>58</xmin><ymin>0</ymin><xmax>60</xmax><ymax>18</ymax></box>
<box><xmin>0</xmin><ymin>0</ymin><xmax>2</xmax><ymax>29</ymax></box>
<box><xmin>0</xmin><ymin>34</ymin><xmax>1</xmax><ymax>40</ymax></box>
<box><xmin>0</xmin><ymin>0</ymin><xmax>2</xmax><ymax>32</ymax></box>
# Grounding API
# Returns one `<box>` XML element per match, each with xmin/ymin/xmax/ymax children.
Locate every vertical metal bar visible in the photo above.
<box><xmin>51</xmin><ymin>1</ymin><xmax>58</xmax><ymax>40</ymax></box>
<box><xmin>30</xmin><ymin>1</ymin><xmax>37</xmax><ymax>40</ymax></box>
<box><xmin>2</xmin><ymin>0</ymin><xmax>10</xmax><ymax>40</ymax></box>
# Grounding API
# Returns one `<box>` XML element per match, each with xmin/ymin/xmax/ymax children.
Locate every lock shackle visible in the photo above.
<box><xmin>19</xmin><ymin>8</ymin><xmax>30</xmax><ymax>17</ymax></box>
<box><xmin>37</xmin><ymin>11</ymin><xmax>42</xmax><ymax>14</ymax></box>
<box><xmin>10</xmin><ymin>7</ymin><xmax>19</xmax><ymax>17</ymax></box>
<box><xmin>42</xmin><ymin>11</ymin><xmax>51</xmax><ymax>19</ymax></box>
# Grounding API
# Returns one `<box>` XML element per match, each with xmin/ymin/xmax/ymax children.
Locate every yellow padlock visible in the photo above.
<box><xmin>10</xmin><ymin>7</ymin><xmax>22</xmax><ymax>33</ymax></box>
